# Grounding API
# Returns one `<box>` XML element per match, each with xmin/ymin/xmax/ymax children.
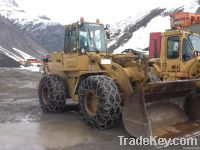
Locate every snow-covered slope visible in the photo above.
<box><xmin>0</xmin><ymin>46</ymin><xmax>36</xmax><ymax>62</ymax></box>
<box><xmin>0</xmin><ymin>14</ymin><xmax>46</xmax><ymax>58</ymax></box>
<box><xmin>113</xmin><ymin>15</ymin><xmax>170</xmax><ymax>53</ymax></box>
<box><xmin>0</xmin><ymin>46</ymin><xmax>20</xmax><ymax>67</ymax></box>
<box><xmin>0</xmin><ymin>0</ymin><xmax>58</xmax><ymax>29</ymax></box>
<box><xmin>0</xmin><ymin>46</ymin><xmax>23</xmax><ymax>62</ymax></box>
<box><xmin>0</xmin><ymin>45</ymin><xmax>41</xmax><ymax>71</ymax></box>
<box><xmin>0</xmin><ymin>0</ymin><xmax>199</xmax><ymax>58</ymax></box>
<box><xmin>0</xmin><ymin>0</ymin><xmax>64</xmax><ymax>51</ymax></box>
<box><xmin>0</xmin><ymin>44</ymin><xmax>41</xmax><ymax>70</ymax></box>
<box><xmin>109</xmin><ymin>0</ymin><xmax>200</xmax><ymax>53</ymax></box>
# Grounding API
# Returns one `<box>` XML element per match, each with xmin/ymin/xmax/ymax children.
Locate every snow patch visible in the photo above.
<box><xmin>13</xmin><ymin>47</ymin><xmax>35</xmax><ymax>60</ymax></box>
<box><xmin>114</xmin><ymin>16</ymin><xmax>170</xmax><ymax>53</ymax></box>
<box><xmin>0</xmin><ymin>0</ymin><xmax>59</xmax><ymax>29</ymax></box>
<box><xmin>0</xmin><ymin>45</ymin><xmax>23</xmax><ymax>61</ymax></box>
<box><xmin>110</xmin><ymin>0</ymin><xmax>199</xmax><ymax>54</ymax></box>
<box><xmin>0</xmin><ymin>45</ymin><xmax>41</xmax><ymax>72</ymax></box>
<box><xmin>20</xmin><ymin>65</ymin><xmax>41</xmax><ymax>72</ymax></box>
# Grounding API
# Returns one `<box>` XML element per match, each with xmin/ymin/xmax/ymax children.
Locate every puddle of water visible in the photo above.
<box><xmin>0</xmin><ymin>119</ymin><xmax>120</xmax><ymax>149</ymax></box>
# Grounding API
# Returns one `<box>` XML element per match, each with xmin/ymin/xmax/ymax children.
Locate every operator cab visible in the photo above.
<box><xmin>64</xmin><ymin>19</ymin><xmax>108</xmax><ymax>54</ymax></box>
<box><xmin>164</xmin><ymin>31</ymin><xmax>200</xmax><ymax>66</ymax></box>
<box><xmin>150</xmin><ymin>31</ymin><xmax>200</xmax><ymax>61</ymax></box>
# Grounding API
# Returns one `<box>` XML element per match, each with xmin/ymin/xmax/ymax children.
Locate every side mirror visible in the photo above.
<box><xmin>105</xmin><ymin>24</ymin><xmax>111</xmax><ymax>39</ymax></box>
<box><xmin>77</xmin><ymin>21</ymin><xmax>83</xmax><ymax>27</ymax></box>
<box><xmin>106</xmin><ymin>24</ymin><xmax>110</xmax><ymax>29</ymax></box>
<box><xmin>106</xmin><ymin>30</ymin><xmax>110</xmax><ymax>39</ymax></box>
<box><xmin>194</xmin><ymin>50</ymin><xmax>200</xmax><ymax>56</ymax></box>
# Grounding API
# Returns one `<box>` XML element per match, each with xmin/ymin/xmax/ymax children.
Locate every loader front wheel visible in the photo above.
<box><xmin>78</xmin><ymin>75</ymin><xmax>121</xmax><ymax>129</ymax></box>
<box><xmin>38</xmin><ymin>74</ymin><xmax>66</xmax><ymax>113</ymax></box>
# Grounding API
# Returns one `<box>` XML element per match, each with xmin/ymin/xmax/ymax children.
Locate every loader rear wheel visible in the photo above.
<box><xmin>38</xmin><ymin>74</ymin><xmax>66</xmax><ymax>113</ymax></box>
<box><xmin>78</xmin><ymin>75</ymin><xmax>121</xmax><ymax>129</ymax></box>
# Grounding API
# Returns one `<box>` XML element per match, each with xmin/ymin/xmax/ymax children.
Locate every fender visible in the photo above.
<box><xmin>44</xmin><ymin>62</ymin><xmax>66</xmax><ymax>79</ymax></box>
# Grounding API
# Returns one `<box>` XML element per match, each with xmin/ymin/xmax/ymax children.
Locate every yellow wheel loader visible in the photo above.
<box><xmin>38</xmin><ymin>18</ymin><xmax>200</xmax><ymax>138</ymax></box>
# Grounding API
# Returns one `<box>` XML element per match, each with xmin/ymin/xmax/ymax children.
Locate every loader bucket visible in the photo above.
<box><xmin>122</xmin><ymin>79</ymin><xmax>200</xmax><ymax>138</ymax></box>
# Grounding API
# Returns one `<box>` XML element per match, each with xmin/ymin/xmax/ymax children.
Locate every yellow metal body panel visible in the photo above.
<box><xmin>44</xmin><ymin>51</ymin><xmax>147</xmax><ymax>101</ymax></box>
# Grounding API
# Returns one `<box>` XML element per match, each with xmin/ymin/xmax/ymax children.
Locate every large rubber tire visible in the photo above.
<box><xmin>38</xmin><ymin>74</ymin><xmax>66</xmax><ymax>113</ymax></box>
<box><xmin>78</xmin><ymin>75</ymin><xmax>121</xmax><ymax>129</ymax></box>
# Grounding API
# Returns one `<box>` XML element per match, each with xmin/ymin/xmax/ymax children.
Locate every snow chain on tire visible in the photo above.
<box><xmin>78</xmin><ymin>75</ymin><xmax>122</xmax><ymax>129</ymax></box>
<box><xmin>38</xmin><ymin>74</ymin><xmax>66</xmax><ymax>113</ymax></box>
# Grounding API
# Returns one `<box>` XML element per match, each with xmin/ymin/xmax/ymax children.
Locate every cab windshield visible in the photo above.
<box><xmin>187</xmin><ymin>34</ymin><xmax>200</xmax><ymax>52</ymax></box>
<box><xmin>79</xmin><ymin>23</ymin><xmax>106</xmax><ymax>51</ymax></box>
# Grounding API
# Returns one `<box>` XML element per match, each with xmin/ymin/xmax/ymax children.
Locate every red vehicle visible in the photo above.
<box><xmin>170</xmin><ymin>12</ymin><xmax>200</xmax><ymax>29</ymax></box>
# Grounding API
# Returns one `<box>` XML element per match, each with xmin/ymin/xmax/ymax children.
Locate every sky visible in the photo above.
<box><xmin>15</xmin><ymin>0</ymin><xmax>196</xmax><ymax>25</ymax></box>
<box><xmin>16</xmin><ymin>0</ymin><xmax>151</xmax><ymax>24</ymax></box>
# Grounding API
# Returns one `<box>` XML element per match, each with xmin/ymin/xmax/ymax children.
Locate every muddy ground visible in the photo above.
<box><xmin>0</xmin><ymin>68</ymin><xmax>200</xmax><ymax>150</ymax></box>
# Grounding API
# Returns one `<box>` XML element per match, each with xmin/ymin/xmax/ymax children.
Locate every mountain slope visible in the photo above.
<box><xmin>0</xmin><ymin>15</ymin><xmax>45</xmax><ymax>58</ymax></box>
<box><xmin>0</xmin><ymin>14</ymin><xmax>47</xmax><ymax>67</ymax></box>
<box><xmin>0</xmin><ymin>0</ymin><xmax>199</xmax><ymax>60</ymax></box>
<box><xmin>21</xmin><ymin>23</ymin><xmax>64</xmax><ymax>51</ymax></box>
<box><xmin>108</xmin><ymin>8</ymin><xmax>165</xmax><ymax>51</ymax></box>
<box><xmin>0</xmin><ymin>0</ymin><xmax>64</xmax><ymax>52</ymax></box>
<box><xmin>0</xmin><ymin>53</ymin><xmax>20</xmax><ymax>67</ymax></box>
<box><xmin>108</xmin><ymin>0</ymin><xmax>200</xmax><ymax>53</ymax></box>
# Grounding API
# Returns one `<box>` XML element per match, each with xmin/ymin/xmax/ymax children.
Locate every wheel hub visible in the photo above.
<box><xmin>42</xmin><ymin>87</ymin><xmax>49</xmax><ymax>105</ymax></box>
<box><xmin>85</xmin><ymin>92</ymin><xmax>98</xmax><ymax>116</ymax></box>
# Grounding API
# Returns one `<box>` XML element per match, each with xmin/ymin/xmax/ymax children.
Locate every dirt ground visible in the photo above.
<box><xmin>0</xmin><ymin>68</ymin><xmax>200</xmax><ymax>150</ymax></box>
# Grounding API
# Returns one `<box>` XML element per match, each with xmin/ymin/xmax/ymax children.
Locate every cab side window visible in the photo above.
<box><xmin>64</xmin><ymin>28</ymin><xmax>77</xmax><ymax>52</ymax></box>
<box><xmin>80</xmin><ymin>31</ymin><xmax>89</xmax><ymax>50</ymax></box>
<box><xmin>182</xmin><ymin>39</ymin><xmax>193</xmax><ymax>62</ymax></box>
<box><xmin>71</xmin><ymin>29</ymin><xmax>77</xmax><ymax>51</ymax></box>
<box><xmin>167</xmin><ymin>36</ymin><xmax>179</xmax><ymax>59</ymax></box>
<box><xmin>64</xmin><ymin>29</ymin><xmax>70</xmax><ymax>52</ymax></box>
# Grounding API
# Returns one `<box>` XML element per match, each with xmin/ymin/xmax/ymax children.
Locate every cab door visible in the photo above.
<box><xmin>180</xmin><ymin>38</ymin><xmax>195</xmax><ymax>74</ymax></box>
<box><xmin>165</xmin><ymin>36</ymin><xmax>181</xmax><ymax>72</ymax></box>
<box><xmin>63</xmin><ymin>26</ymin><xmax>79</xmax><ymax>70</ymax></box>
